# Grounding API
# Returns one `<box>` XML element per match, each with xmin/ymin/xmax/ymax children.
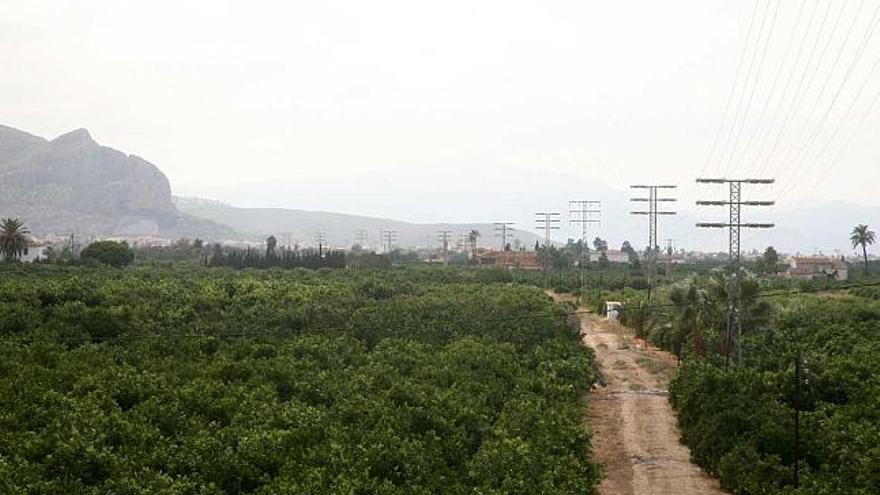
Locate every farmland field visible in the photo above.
<box><xmin>0</xmin><ymin>265</ymin><xmax>599</xmax><ymax>494</ymax></box>
<box><xmin>660</xmin><ymin>282</ymin><xmax>880</xmax><ymax>495</ymax></box>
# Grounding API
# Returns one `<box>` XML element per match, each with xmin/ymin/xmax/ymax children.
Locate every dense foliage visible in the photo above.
<box><xmin>209</xmin><ymin>246</ymin><xmax>346</xmax><ymax>269</ymax></box>
<box><xmin>668</xmin><ymin>292</ymin><xmax>880</xmax><ymax>495</ymax></box>
<box><xmin>0</xmin><ymin>265</ymin><xmax>599</xmax><ymax>494</ymax></box>
<box><xmin>80</xmin><ymin>241</ymin><xmax>135</xmax><ymax>268</ymax></box>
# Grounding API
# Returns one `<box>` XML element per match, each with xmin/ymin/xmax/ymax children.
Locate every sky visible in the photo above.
<box><xmin>2</xmin><ymin>0</ymin><xmax>879</xmax><ymax>248</ymax></box>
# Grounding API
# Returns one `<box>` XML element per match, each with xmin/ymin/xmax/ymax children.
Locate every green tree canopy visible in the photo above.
<box><xmin>80</xmin><ymin>240</ymin><xmax>135</xmax><ymax>268</ymax></box>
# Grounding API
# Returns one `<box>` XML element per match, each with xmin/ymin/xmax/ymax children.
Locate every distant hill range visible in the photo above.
<box><xmin>173</xmin><ymin>196</ymin><xmax>544</xmax><ymax>249</ymax></box>
<box><xmin>0</xmin><ymin>124</ymin><xmax>542</xmax><ymax>248</ymax></box>
<box><xmin>1</xmin><ymin>124</ymin><xmax>876</xmax><ymax>254</ymax></box>
<box><xmin>0</xmin><ymin>125</ymin><xmax>232</xmax><ymax>239</ymax></box>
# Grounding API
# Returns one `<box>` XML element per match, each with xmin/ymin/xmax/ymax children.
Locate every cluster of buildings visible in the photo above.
<box><xmin>472</xmin><ymin>247</ymin><xmax>854</xmax><ymax>281</ymax></box>
<box><xmin>9</xmin><ymin>233</ymin><xmax>862</xmax><ymax>283</ymax></box>
<box><xmin>783</xmin><ymin>256</ymin><xmax>848</xmax><ymax>281</ymax></box>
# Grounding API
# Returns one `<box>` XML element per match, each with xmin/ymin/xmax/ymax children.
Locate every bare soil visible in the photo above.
<box><xmin>581</xmin><ymin>313</ymin><xmax>727</xmax><ymax>495</ymax></box>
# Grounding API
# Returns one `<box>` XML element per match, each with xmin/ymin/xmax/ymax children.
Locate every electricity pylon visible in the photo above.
<box><xmin>355</xmin><ymin>229</ymin><xmax>369</xmax><ymax>249</ymax></box>
<box><xmin>314</xmin><ymin>231</ymin><xmax>327</xmax><ymax>257</ymax></box>
<box><xmin>437</xmin><ymin>230</ymin><xmax>452</xmax><ymax>266</ymax></box>
<box><xmin>630</xmin><ymin>185</ymin><xmax>677</xmax><ymax>298</ymax></box>
<box><xmin>696</xmin><ymin>178</ymin><xmax>775</xmax><ymax>366</ymax></box>
<box><xmin>381</xmin><ymin>229</ymin><xmax>398</xmax><ymax>254</ymax></box>
<box><xmin>569</xmin><ymin>200</ymin><xmax>601</xmax><ymax>295</ymax></box>
<box><xmin>534</xmin><ymin>212</ymin><xmax>561</xmax><ymax>287</ymax></box>
<box><xmin>493</xmin><ymin>222</ymin><xmax>515</xmax><ymax>251</ymax></box>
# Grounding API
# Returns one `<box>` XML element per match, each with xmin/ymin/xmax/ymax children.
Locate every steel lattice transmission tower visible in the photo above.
<box><xmin>380</xmin><ymin>229</ymin><xmax>398</xmax><ymax>254</ymax></box>
<box><xmin>437</xmin><ymin>230</ymin><xmax>453</xmax><ymax>266</ymax></box>
<box><xmin>630</xmin><ymin>185</ymin><xmax>677</xmax><ymax>296</ymax></box>
<box><xmin>493</xmin><ymin>222</ymin><xmax>515</xmax><ymax>251</ymax></box>
<box><xmin>569</xmin><ymin>200</ymin><xmax>601</xmax><ymax>293</ymax></box>
<box><xmin>355</xmin><ymin>229</ymin><xmax>369</xmax><ymax>249</ymax></box>
<box><xmin>534</xmin><ymin>212</ymin><xmax>561</xmax><ymax>286</ymax></box>
<box><xmin>696</xmin><ymin>178</ymin><xmax>775</xmax><ymax>366</ymax></box>
<box><xmin>314</xmin><ymin>231</ymin><xmax>327</xmax><ymax>257</ymax></box>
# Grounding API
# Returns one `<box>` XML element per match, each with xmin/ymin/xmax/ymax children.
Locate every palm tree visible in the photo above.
<box><xmin>266</xmin><ymin>235</ymin><xmax>278</xmax><ymax>257</ymax></box>
<box><xmin>850</xmin><ymin>224</ymin><xmax>875</xmax><ymax>276</ymax></box>
<box><xmin>706</xmin><ymin>270</ymin><xmax>773</xmax><ymax>357</ymax></box>
<box><xmin>669</xmin><ymin>283</ymin><xmax>706</xmax><ymax>359</ymax></box>
<box><xmin>0</xmin><ymin>218</ymin><xmax>31</xmax><ymax>262</ymax></box>
<box><xmin>467</xmin><ymin>229</ymin><xmax>481</xmax><ymax>261</ymax></box>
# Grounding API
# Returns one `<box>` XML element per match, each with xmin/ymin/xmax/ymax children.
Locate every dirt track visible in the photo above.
<box><xmin>581</xmin><ymin>313</ymin><xmax>727</xmax><ymax>495</ymax></box>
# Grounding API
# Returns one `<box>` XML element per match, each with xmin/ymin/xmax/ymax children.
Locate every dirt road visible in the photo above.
<box><xmin>581</xmin><ymin>313</ymin><xmax>726</xmax><ymax>495</ymax></box>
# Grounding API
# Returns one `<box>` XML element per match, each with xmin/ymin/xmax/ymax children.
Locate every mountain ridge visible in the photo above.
<box><xmin>0</xmin><ymin>124</ymin><xmax>232</xmax><ymax>239</ymax></box>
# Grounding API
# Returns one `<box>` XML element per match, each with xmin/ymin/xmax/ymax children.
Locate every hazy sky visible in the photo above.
<box><xmin>3</xmin><ymin>0</ymin><xmax>879</xmax><ymax>231</ymax></box>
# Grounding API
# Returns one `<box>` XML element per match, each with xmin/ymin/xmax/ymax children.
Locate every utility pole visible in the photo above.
<box><xmin>696</xmin><ymin>178</ymin><xmax>774</xmax><ymax>366</ymax></box>
<box><xmin>630</xmin><ymin>185</ymin><xmax>677</xmax><ymax>298</ymax></box>
<box><xmin>534</xmin><ymin>212</ymin><xmax>561</xmax><ymax>287</ymax></box>
<box><xmin>437</xmin><ymin>230</ymin><xmax>452</xmax><ymax>266</ymax></box>
<box><xmin>282</xmin><ymin>232</ymin><xmax>294</xmax><ymax>251</ymax></box>
<box><xmin>381</xmin><ymin>229</ymin><xmax>398</xmax><ymax>254</ymax></box>
<box><xmin>457</xmin><ymin>233</ymin><xmax>469</xmax><ymax>253</ymax></box>
<box><xmin>569</xmin><ymin>201</ymin><xmax>601</xmax><ymax>295</ymax></box>
<box><xmin>355</xmin><ymin>229</ymin><xmax>369</xmax><ymax>249</ymax></box>
<box><xmin>493</xmin><ymin>222</ymin><xmax>515</xmax><ymax>251</ymax></box>
<box><xmin>314</xmin><ymin>231</ymin><xmax>327</xmax><ymax>258</ymax></box>
<box><xmin>794</xmin><ymin>351</ymin><xmax>803</xmax><ymax>489</ymax></box>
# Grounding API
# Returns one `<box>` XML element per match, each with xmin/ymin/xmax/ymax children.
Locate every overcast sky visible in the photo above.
<box><xmin>3</xmin><ymin>0</ymin><xmax>879</xmax><ymax>232</ymax></box>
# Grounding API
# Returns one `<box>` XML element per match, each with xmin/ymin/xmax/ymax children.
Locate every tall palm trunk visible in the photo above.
<box><xmin>864</xmin><ymin>243</ymin><xmax>869</xmax><ymax>276</ymax></box>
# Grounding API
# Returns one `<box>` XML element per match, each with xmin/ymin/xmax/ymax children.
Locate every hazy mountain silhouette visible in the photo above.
<box><xmin>174</xmin><ymin>196</ymin><xmax>545</xmax><ymax>250</ymax></box>
<box><xmin>0</xmin><ymin>125</ymin><xmax>232</xmax><ymax>238</ymax></box>
<box><xmin>1</xmin><ymin>124</ymin><xmax>875</xmax><ymax>254</ymax></box>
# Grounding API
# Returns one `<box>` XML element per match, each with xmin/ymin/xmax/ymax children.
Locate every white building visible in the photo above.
<box><xmin>596</xmin><ymin>249</ymin><xmax>631</xmax><ymax>263</ymax></box>
<box><xmin>20</xmin><ymin>242</ymin><xmax>49</xmax><ymax>263</ymax></box>
<box><xmin>786</xmin><ymin>256</ymin><xmax>848</xmax><ymax>281</ymax></box>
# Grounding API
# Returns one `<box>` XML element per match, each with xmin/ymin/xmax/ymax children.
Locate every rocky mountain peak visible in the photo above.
<box><xmin>50</xmin><ymin>128</ymin><xmax>94</xmax><ymax>147</ymax></box>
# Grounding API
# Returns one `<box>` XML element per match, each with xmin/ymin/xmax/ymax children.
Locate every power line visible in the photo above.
<box><xmin>752</xmin><ymin>0</ymin><xmax>837</xmax><ymax>177</ymax></box>
<box><xmin>569</xmin><ymin>201</ymin><xmax>601</xmax><ymax>295</ymax></box>
<box><xmin>630</xmin><ymin>185</ymin><xmax>677</xmax><ymax>298</ymax></box>
<box><xmin>775</xmin><ymin>5</ymin><xmax>880</xmax><ymax>199</ymax></box>
<box><xmin>568</xmin><ymin>200</ymin><xmax>602</xmax><ymax>243</ymax></box>
<box><xmin>437</xmin><ymin>230</ymin><xmax>452</xmax><ymax>266</ymax></box>
<box><xmin>719</xmin><ymin>0</ymin><xmax>782</xmax><ymax>177</ymax></box>
<box><xmin>696</xmin><ymin>177</ymin><xmax>775</xmax><ymax>367</ymax></box>
<box><xmin>380</xmin><ymin>229</ymin><xmax>398</xmax><ymax>254</ymax></box>
<box><xmin>798</xmin><ymin>88</ymin><xmax>880</xmax><ymax>202</ymax></box>
<box><xmin>533</xmin><ymin>212</ymin><xmax>561</xmax><ymax>247</ymax></box>
<box><xmin>534</xmin><ymin>212</ymin><xmax>561</xmax><ymax>286</ymax></box>
<box><xmin>700</xmin><ymin>0</ymin><xmax>764</xmax><ymax>179</ymax></box>
<box><xmin>733</xmin><ymin>0</ymin><xmax>809</xmax><ymax>172</ymax></box>
<box><xmin>742</xmin><ymin>0</ymin><xmax>823</xmax><ymax>177</ymax></box>
<box><xmin>356</xmin><ymin>229</ymin><xmax>369</xmax><ymax>248</ymax></box>
<box><xmin>314</xmin><ymin>231</ymin><xmax>327</xmax><ymax>257</ymax></box>
<box><xmin>493</xmin><ymin>222</ymin><xmax>515</xmax><ymax>251</ymax></box>
<box><xmin>773</xmin><ymin>0</ymin><xmax>871</xmax><ymax>181</ymax></box>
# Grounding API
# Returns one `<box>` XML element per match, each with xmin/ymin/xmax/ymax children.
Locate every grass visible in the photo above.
<box><xmin>635</xmin><ymin>355</ymin><xmax>670</xmax><ymax>375</ymax></box>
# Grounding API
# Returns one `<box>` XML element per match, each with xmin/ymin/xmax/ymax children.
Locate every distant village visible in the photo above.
<box><xmin>19</xmin><ymin>230</ymin><xmax>862</xmax><ymax>282</ymax></box>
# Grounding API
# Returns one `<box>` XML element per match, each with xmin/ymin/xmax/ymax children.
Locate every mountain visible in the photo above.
<box><xmin>0</xmin><ymin>125</ymin><xmax>232</xmax><ymax>239</ymax></box>
<box><xmin>2</xmin><ymin>123</ymin><xmax>875</xmax><ymax>254</ymax></box>
<box><xmin>174</xmin><ymin>196</ymin><xmax>546</xmax><ymax>250</ymax></box>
